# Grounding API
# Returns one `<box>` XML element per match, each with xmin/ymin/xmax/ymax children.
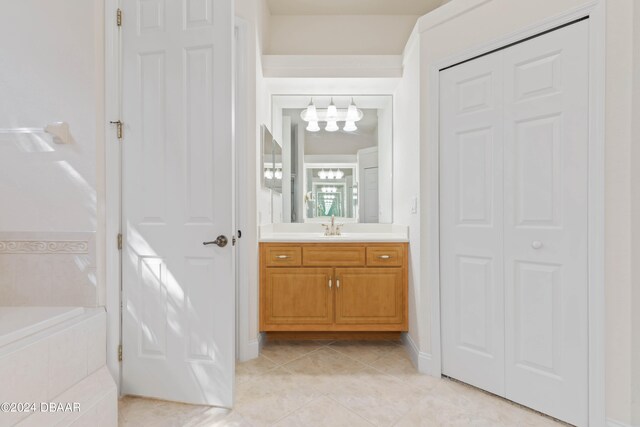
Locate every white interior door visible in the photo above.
<box><xmin>440</xmin><ymin>21</ymin><xmax>589</xmax><ymax>425</ymax></box>
<box><xmin>121</xmin><ymin>0</ymin><xmax>235</xmax><ymax>407</ymax></box>
<box><xmin>363</xmin><ymin>167</ymin><xmax>379</xmax><ymax>223</ymax></box>
<box><xmin>440</xmin><ymin>52</ymin><xmax>506</xmax><ymax>396</ymax></box>
<box><xmin>502</xmin><ymin>21</ymin><xmax>589</xmax><ymax>426</ymax></box>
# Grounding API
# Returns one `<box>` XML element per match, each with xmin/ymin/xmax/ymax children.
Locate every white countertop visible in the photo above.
<box><xmin>259</xmin><ymin>223</ymin><xmax>409</xmax><ymax>242</ymax></box>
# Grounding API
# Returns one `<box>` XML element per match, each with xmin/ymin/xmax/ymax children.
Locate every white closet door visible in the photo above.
<box><xmin>441</xmin><ymin>20</ymin><xmax>589</xmax><ymax>425</ymax></box>
<box><xmin>121</xmin><ymin>0</ymin><xmax>235</xmax><ymax>407</ymax></box>
<box><xmin>502</xmin><ymin>21</ymin><xmax>589</xmax><ymax>426</ymax></box>
<box><xmin>440</xmin><ymin>52</ymin><xmax>506</xmax><ymax>396</ymax></box>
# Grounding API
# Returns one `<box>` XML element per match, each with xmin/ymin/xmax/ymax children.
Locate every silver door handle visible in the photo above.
<box><xmin>378</xmin><ymin>255</ymin><xmax>391</xmax><ymax>259</ymax></box>
<box><xmin>336</xmin><ymin>278</ymin><xmax>340</xmax><ymax>288</ymax></box>
<box><xmin>203</xmin><ymin>235</ymin><xmax>228</xmax><ymax>247</ymax></box>
<box><xmin>329</xmin><ymin>278</ymin><xmax>332</xmax><ymax>289</ymax></box>
<box><xmin>276</xmin><ymin>255</ymin><xmax>289</xmax><ymax>259</ymax></box>
<box><xmin>531</xmin><ymin>241</ymin><xmax>543</xmax><ymax>250</ymax></box>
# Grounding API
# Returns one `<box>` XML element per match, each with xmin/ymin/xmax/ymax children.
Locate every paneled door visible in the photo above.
<box><xmin>121</xmin><ymin>0</ymin><xmax>235</xmax><ymax>407</ymax></box>
<box><xmin>440</xmin><ymin>51</ymin><xmax>506</xmax><ymax>396</ymax></box>
<box><xmin>440</xmin><ymin>21</ymin><xmax>589</xmax><ymax>426</ymax></box>
<box><xmin>502</xmin><ymin>21</ymin><xmax>589</xmax><ymax>425</ymax></box>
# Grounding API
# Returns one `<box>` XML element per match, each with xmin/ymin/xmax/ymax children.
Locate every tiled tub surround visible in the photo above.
<box><xmin>0</xmin><ymin>307</ymin><xmax>116</xmax><ymax>426</ymax></box>
<box><xmin>0</xmin><ymin>232</ymin><xmax>97</xmax><ymax>306</ymax></box>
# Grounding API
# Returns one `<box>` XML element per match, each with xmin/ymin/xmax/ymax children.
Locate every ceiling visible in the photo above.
<box><xmin>266</xmin><ymin>0</ymin><xmax>444</xmax><ymax>16</ymax></box>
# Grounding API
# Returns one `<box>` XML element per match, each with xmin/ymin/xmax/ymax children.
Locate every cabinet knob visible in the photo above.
<box><xmin>531</xmin><ymin>241</ymin><xmax>543</xmax><ymax>250</ymax></box>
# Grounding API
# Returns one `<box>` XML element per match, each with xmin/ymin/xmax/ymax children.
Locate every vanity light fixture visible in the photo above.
<box><xmin>346</xmin><ymin>98</ymin><xmax>364</xmax><ymax>122</ymax></box>
<box><xmin>306</xmin><ymin>121</ymin><xmax>320</xmax><ymax>132</ymax></box>
<box><xmin>343</xmin><ymin>121</ymin><xmax>357</xmax><ymax>132</ymax></box>
<box><xmin>300</xmin><ymin>97</ymin><xmax>363</xmax><ymax>132</ymax></box>
<box><xmin>274</xmin><ymin>168</ymin><xmax>282</xmax><ymax>180</ymax></box>
<box><xmin>325</xmin><ymin>121</ymin><xmax>339</xmax><ymax>132</ymax></box>
<box><xmin>301</xmin><ymin>98</ymin><xmax>319</xmax><ymax>122</ymax></box>
<box><xmin>321</xmin><ymin>187</ymin><xmax>338</xmax><ymax>193</ymax></box>
<box><xmin>326</xmin><ymin>98</ymin><xmax>338</xmax><ymax>119</ymax></box>
<box><xmin>264</xmin><ymin>169</ymin><xmax>274</xmax><ymax>180</ymax></box>
<box><xmin>335</xmin><ymin>169</ymin><xmax>344</xmax><ymax>179</ymax></box>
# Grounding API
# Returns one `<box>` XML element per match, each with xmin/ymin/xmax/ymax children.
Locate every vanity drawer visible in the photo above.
<box><xmin>303</xmin><ymin>246</ymin><xmax>366</xmax><ymax>267</ymax></box>
<box><xmin>265</xmin><ymin>246</ymin><xmax>302</xmax><ymax>267</ymax></box>
<box><xmin>366</xmin><ymin>245</ymin><xmax>405</xmax><ymax>267</ymax></box>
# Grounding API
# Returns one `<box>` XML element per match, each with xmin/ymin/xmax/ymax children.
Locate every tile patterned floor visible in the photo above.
<box><xmin>118</xmin><ymin>340</ymin><xmax>565</xmax><ymax>427</ymax></box>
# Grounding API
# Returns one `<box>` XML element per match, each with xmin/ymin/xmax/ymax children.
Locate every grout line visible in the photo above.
<box><xmin>324</xmin><ymin>394</ymin><xmax>376</xmax><ymax>426</ymax></box>
<box><xmin>267</xmin><ymin>394</ymin><xmax>329</xmax><ymax>426</ymax></box>
<box><xmin>260</xmin><ymin>343</ymin><xmax>330</xmax><ymax>368</ymax></box>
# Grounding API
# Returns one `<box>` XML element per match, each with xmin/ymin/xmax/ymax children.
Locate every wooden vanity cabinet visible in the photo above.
<box><xmin>260</xmin><ymin>242</ymin><xmax>408</xmax><ymax>336</ymax></box>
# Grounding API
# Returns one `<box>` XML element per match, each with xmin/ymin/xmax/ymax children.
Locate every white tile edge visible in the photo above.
<box><xmin>402</xmin><ymin>332</ymin><xmax>433</xmax><ymax>376</ymax></box>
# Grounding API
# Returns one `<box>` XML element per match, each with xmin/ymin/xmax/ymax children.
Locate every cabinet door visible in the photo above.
<box><xmin>263</xmin><ymin>268</ymin><xmax>334</xmax><ymax>326</ymax></box>
<box><xmin>334</xmin><ymin>268</ymin><xmax>404</xmax><ymax>325</ymax></box>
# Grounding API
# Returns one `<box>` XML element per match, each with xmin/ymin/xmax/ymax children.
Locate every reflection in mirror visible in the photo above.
<box><xmin>272</xmin><ymin>95</ymin><xmax>393</xmax><ymax>224</ymax></box>
<box><xmin>261</xmin><ymin>124</ymin><xmax>282</xmax><ymax>193</ymax></box>
<box><xmin>305</xmin><ymin>165</ymin><xmax>357</xmax><ymax>221</ymax></box>
<box><xmin>271</xmin><ymin>140</ymin><xmax>282</xmax><ymax>194</ymax></box>
<box><xmin>261</xmin><ymin>125</ymin><xmax>274</xmax><ymax>189</ymax></box>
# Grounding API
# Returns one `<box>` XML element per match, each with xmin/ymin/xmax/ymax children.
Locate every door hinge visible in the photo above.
<box><xmin>118</xmin><ymin>344</ymin><xmax>123</xmax><ymax>362</ymax></box>
<box><xmin>116</xmin><ymin>8</ymin><xmax>122</xmax><ymax>27</ymax></box>
<box><xmin>117</xmin><ymin>233</ymin><xmax>123</xmax><ymax>250</ymax></box>
<box><xmin>110</xmin><ymin>120</ymin><xmax>123</xmax><ymax>140</ymax></box>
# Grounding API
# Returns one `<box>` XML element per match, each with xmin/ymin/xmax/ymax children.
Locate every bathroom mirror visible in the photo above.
<box><xmin>261</xmin><ymin>124</ymin><xmax>282</xmax><ymax>193</ymax></box>
<box><xmin>272</xmin><ymin>95</ymin><xmax>393</xmax><ymax>223</ymax></box>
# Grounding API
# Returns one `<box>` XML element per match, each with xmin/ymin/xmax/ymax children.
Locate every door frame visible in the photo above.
<box><xmin>425</xmin><ymin>2</ymin><xmax>606</xmax><ymax>426</ymax></box>
<box><xmin>103</xmin><ymin>0</ymin><xmax>248</xmax><ymax>392</ymax></box>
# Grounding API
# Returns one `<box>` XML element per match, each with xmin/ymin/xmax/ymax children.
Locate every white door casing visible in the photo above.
<box><xmin>121</xmin><ymin>0</ymin><xmax>235</xmax><ymax>407</ymax></box>
<box><xmin>440</xmin><ymin>21</ymin><xmax>589</xmax><ymax>426</ymax></box>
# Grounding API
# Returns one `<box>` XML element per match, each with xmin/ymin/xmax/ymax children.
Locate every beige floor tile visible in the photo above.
<box><xmin>236</xmin><ymin>355</ymin><xmax>278</xmax><ymax>384</ymax></box>
<box><xmin>259</xmin><ymin>340</ymin><xmax>329</xmax><ymax>365</ymax></box>
<box><xmin>234</xmin><ymin>367</ymin><xmax>323</xmax><ymax>426</ymax></box>
<box><xmin>367</xmin><ymin>349</ymin><xmax>440</xmax><ymax>391</ymax></box>
<box><xmin>328</xmin><ymin>340</ymin><xmax>400</xmax><ymax>364</ymax></box>
<box><xmin>282</xmin><ymin>347</ymin><xmax>368</xmax><ymax>376</ymax></box>
<box><xmin>181</xmin><ymin>406</ymin><xmax>252</xmax><ymax>426</ymax></box>
<box><xmin>274</xmin><ymin>396</ymin><xmax>373</xmax><ymax>427</ymax></box>
<box><xmin>324</xmin><ymin>367</ymin><xmax>425</xmax><ymax>426</ymax></box>
<box><xmin>395</xmin><ymin>390</ymin><xmax>564</xmax><ymax>427</ymax></box>
<box><xmin>118</xmin><ymin>344</ymin><xmax>566</xmax><ymax>427</ymax></box>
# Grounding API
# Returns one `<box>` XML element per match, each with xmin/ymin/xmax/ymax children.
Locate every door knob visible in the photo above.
<box><xmin>531</xmin><ymin>241</ymin><xmax>543</xmax><ymax>249</ymax></box>
<box><xmin>203</xmin><ymin>235</ymin><xmax>228</xmax><ymax>247</ymax></box>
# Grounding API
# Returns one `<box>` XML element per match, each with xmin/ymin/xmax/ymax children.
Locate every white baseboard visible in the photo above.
<box><xmin>607</xmin><ymin>419</ymin><xmax>639</xmax><ymax>427</ymax></box>
<box><xmin>238</xmin><ymin>335</ymin><xmax>261</xmax><ymax>362</ymax></box>
<box><xmin>402</xmin><ymin>333</ymin><xmax>433</xmax><ymax>375</ymax></box>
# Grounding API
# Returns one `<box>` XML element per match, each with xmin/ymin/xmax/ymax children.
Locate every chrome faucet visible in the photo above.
<box><xmin>322</xmin><ymin>215</ymin><xmax>343</xmax><ymax>236</ymax></box>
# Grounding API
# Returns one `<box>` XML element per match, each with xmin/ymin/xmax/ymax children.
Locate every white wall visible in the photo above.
<box><xmin>392</xmin><ymin>34</ymin><xmax>422</xmax><ymax>359</ymax></box>
<box><xmin>267</xmin><ymin>15</ymin><xmax>420</xmax><ymax>55</ymax></box>
<box><xmin>0</xmin><ymin>0</ymin><xmax>103</xmax><ymax>307</ymax></box>
<box><xmin>411</xmin><ymin>0</ymin><xmax>637</xmax><ymax>424</ymax></box>
<box><xmin>631</xmin><ymin>2</ymin><xmax>640</xmax><ymax>424</ymax></box>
